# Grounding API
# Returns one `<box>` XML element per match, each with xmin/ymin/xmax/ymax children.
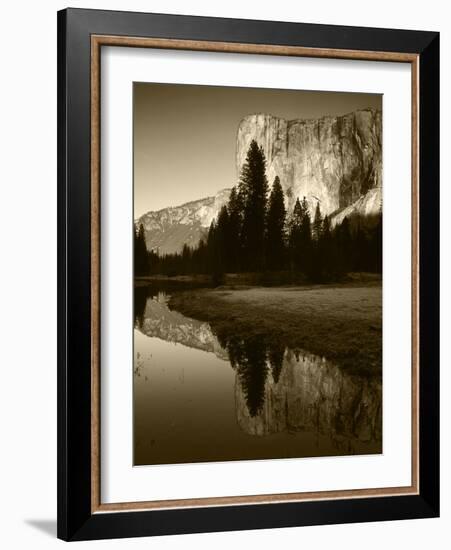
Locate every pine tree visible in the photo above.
<box><xmin>335</xmin><ymin>216</ymin><xmax>352</xmax><ymax>275</ymax></box>
<box><xmin>134</xmin><ymin>223</ymin><xmax>149</xmax><ymax>276</ymax></box>
<box><xmin>312</xmin><ymin>202</ymin><xmax>323</xmax><ymax>241</ymax></box>
<box><xmin>299</xmin><ymin>197</ymin><xmax>312</xmax><ymax>274</ymax></box>
<box><xmin>288</xmin><ymin>198</ymin><xmax>302</xmax><ymax>269</ymax></box>
<box><xmin>322</xmin><ymin>215</ymin><xmax>331</xmax><ymax>241</ymax></box>
<box><xmin>206</xmin><ymin>220</ymin><xmax>217</xmax><ymax>274</ymax></box>
<box><xmin>215</xmin><ymin>205</ymin><xmax>230</xmax><ymax>272</ymax></box>
<box><xmin>289</xmin><ymin>198</ymin><xmax>303</xmax><ymax>233</ymax></box>
<box><xmin>353</xmin><ymin>222</ymin><xmax>368</xmax><ymax>271</ymax></box>
<box><xmin>238</xmin><ymin>140</ymin><xmax>268</xmax><ymax>271</ymax></box>
<box><xmin>227</xmin><ymin>186</ymin><xmax>243</xmax><ymax>272</ymax></box>
<box><xmin>266</xmin><ymin>176</ymin><xmax>287</xmax><ymax>270</ymax></box>
<box><xmin>288</xmin><ymin>197</ymin><xmax>312</xmax><ymax>272</ymax></box>
<box><xmin>320</xmin><ymin>215</ymin><xmax>333</xmax><ymax>280</ymax></box>
<box><xmin>309</xmin><ymin>202</ymin><xmax>324</xmax><ymax>280</ymax></box>
<box><xmin>194</xmin><ymin>238</ymin><xmax>207</xmax><ymax>274</ymax></box>
<box><xmin>181</xmin><ymin>244</ymin><xmax>192</xmax><ymax>275</ymax></box>
<box><xmin>299</xmin><ymin>197</ymin><xmax>311</xmax><ymax>240</ymax></box>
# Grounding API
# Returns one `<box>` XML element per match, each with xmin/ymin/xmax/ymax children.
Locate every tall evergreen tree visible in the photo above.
<box><xmin>300</xmin><ymin>199</ymin><xmax>312</xmax><ymax>270</ymax></box>
<box><xmin>289</xmin><ymin>198</ymin><xmax>303</xmax><ymax>232</ymax></box>
<box><xmin>238</xmin><ymin>140</ymin><xmax>269</xmax><ymax>271</ymax></box>
<box><xmin>322</xmin><ymin>215</ymin><xmax>331</xmax><ymax>241</ymax></box>
<box><xmin>227</xmin><ymin>186</ymin><xmax>243</xmax><ymax>272</ymax></box>
<box><xmin>206</xmin><ymin>220</ymin><xmax>217</xmax><ymax>275</ymax></box>
<box><xmin>312</xmin><ymin>202</ymin><xmax>323</xmax><ymax>241</ymax></box>
<box><xmin>288</xmin><ymin>198</ymin><xmax>302</xmax><ymax>270</ymax></box>
<box><xmin>299</xmin><ymin>197</ymin><xmax>311</xmax><ymax>242</ymax></box>
<box><xmin>352</xmin><ymin>222</ymin><xmax>368</xmax><ymax>271</ymax></box>
<box><xmin>215</xmin><ymin>205</ymin><xmax>230</xmax><ymax>272</ymax></box>
<box><xmin>335</xmin><ymin>216</ymin><xmax>352</xmax><ymax>275</ymax></box>
<box><xmin>181</xmin><ymin>244</ymin><xmax>192</xmax><ymax>275</ymax></box>
<box><xmin>290</xmin><ymin>196</ymin><xmax>313</xmax><ymax>274</ymax></box>
<box><xmin>309</xmin><ymin>202</ymin><xmax>324</xmax><ymax>280</ymax></box>
<box><xmin>320</xmin><ymin>215</ymin><xmax>333</xmax><ymax>280</ymax></box>
<box><xmin>193</xmin><ymin>238</ymin><xmax>207</xmax><ymax>274</ymax></box>
<box><xmin>134</xmin><ymin>223</ymin><xmax>149</xmax><ymax>276</ymax></box>
<box><xmin>266</xmin><ymin>176</ymin><xmax>287</xmax><ymax>270</ymax></box>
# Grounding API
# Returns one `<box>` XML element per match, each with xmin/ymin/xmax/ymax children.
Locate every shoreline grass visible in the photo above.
<box><xmin>168</xmin><ymin>283</ymin><xmax>382</xmax><ymax>376</ymax></box>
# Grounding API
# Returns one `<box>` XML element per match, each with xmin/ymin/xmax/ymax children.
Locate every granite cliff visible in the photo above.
<box><xmin>236</xmin><ymin>108</ymin><xmax>382</xmax><ymax>218</ymax></box>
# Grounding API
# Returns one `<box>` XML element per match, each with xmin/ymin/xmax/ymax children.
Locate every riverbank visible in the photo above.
<box><xmin>135</xmin><ymin>271</ymin><xmax>381</xmax><ymax>287</ymax></box>
<box><xmin>169</xmin><ymin>283</ymin><xmax>382</xmax><ymax>376</ymax></box>
<box><xmin>134</xmin><ymin>274</ymin><xmax>212</xmax><ymax>287</ymax></box>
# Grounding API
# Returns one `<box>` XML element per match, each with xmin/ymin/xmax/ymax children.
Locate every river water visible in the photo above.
<box><xmin>133</xmin><ymin>284</ymin><xmax>382</xmax><ymax>465</ymax></box>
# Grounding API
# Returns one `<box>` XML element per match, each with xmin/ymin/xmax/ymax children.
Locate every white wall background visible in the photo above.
<box><xmin>0</xmin><ymin>0</ymin><xmax>448</xmax><ymax>547</ymax></box>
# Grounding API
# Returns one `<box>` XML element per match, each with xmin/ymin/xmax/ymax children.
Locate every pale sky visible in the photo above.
<box><xmin>134</xmin><ymin>83</ymin><xmax>381</xmax><ymax>217</ymax></box>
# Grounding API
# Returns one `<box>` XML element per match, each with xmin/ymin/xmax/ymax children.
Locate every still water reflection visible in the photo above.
<box><xmin>134</xmin><ymin>284</ymin><xmax>382</xmax><ymax>465</ymax></box>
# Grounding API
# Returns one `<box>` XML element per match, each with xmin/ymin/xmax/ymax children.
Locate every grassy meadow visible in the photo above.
<box><xmin>169</xmin><ymin>282</ymin><xmax>382</xmax><ymax>376</ymax></box>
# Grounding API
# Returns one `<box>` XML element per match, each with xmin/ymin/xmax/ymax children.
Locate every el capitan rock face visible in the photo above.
<box><xmin>236</xmin><ymin>108</ymin><xmax>382</xmax><ymax>217</ymax></box>
<box><xmin>137</xmin><ymin>108</ymin><xmax>382</xmax><ymax>254</ymax></box>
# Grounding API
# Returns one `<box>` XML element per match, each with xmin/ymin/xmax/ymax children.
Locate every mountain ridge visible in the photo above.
<box><xmin>136</xmin><ymin>188</ymin><xmax>231</xmax><ymax>254</ymax></box>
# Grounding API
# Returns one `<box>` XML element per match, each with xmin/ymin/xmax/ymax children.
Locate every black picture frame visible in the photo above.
<box><xmin>57</xmin><ymin>7</ymin><xmax>439</xmax><ymax>541</ymax></box>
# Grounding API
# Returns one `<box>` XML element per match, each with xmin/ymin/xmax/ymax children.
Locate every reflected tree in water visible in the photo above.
<box><xmin>236</xmin><ymin>337</ymin><xmax>269</xmax><ymax>417</ymax></box>
<box><xmin>268</xmin><ymin>343</ymin><xmax>285</xmax><ymax>384</ymax></box>
<box><xmin>134</xmin><ymin>286</ymin><xmax>149</xmax><ymax>330</ymax></box>
<box><xmin>214</xmin><ymin>329</ymin><xmax>283</xmax><ymax>417</ymax></box>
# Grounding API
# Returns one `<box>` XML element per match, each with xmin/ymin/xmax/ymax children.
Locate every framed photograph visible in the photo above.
<box><xmin>57</xmin><ymin>8</ymin><xmax>439</xmax><ymax>541</ymax></box>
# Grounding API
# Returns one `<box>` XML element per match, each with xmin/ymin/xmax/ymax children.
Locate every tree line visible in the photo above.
<box><xmin>135</xmin><ymin>139</ymin><xmax>382</xmax><ymax>282</ymax></box>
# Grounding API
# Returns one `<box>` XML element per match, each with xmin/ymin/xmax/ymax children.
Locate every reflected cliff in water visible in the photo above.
<box><xmin>135</xmin><ymin>286</ymin><xmax>227</xmax><ymax>359</ymax></box>
<box><xmin>235</xmin><ymin>348</ymin><xmax>381</xmax><ymax>445</ymax></box>
<box><xmin>134</xmin><ymin>284</ymin><xmax>382</xmax><ymax>465</ymax></box>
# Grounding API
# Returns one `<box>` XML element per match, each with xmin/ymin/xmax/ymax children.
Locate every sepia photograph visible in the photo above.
<box><xmin>133</xmin><ymin>82</ymin><xmax>383</xmax><ymax>466</ymax></box>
